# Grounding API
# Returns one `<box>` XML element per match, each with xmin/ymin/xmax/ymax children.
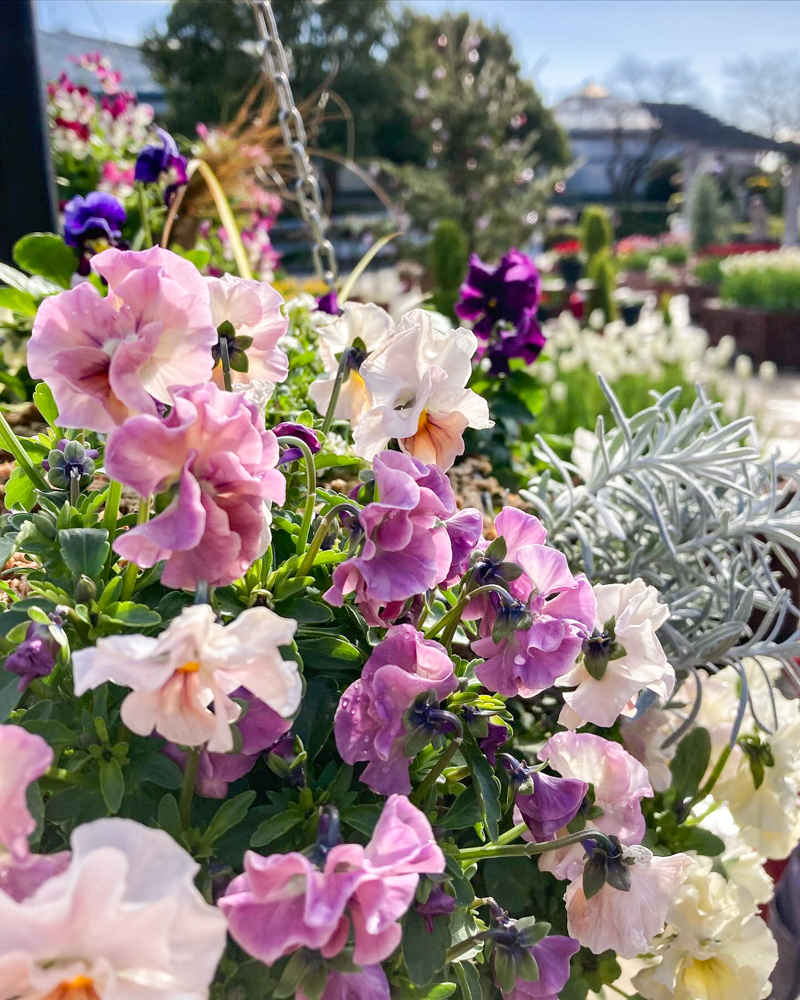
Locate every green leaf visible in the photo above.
<box><xmin>13</xmin><ymin>233</ymin><xmax>77</xmax><ymax>288</ymax></box>
<box><xmin>296</xmin><ymin>635</ymin><xmax>363</xmax><ymax>674</ymax></box>
<box><xmin>5</xmin><ymin>466</ymin><xmax>36</xmax><ymax>511</ymax></box>
<box><xmin>22</xmin><ymin>719</ymin><xmax>76</xmax><ymax>747</ymax></box>
<box><xmin>100</xmin><ymin>758</ymin><xmax>125</xmax><ymax>814</ymax></box>
<box><xmin>157</xmin><ymin>793</ymin><xmax>183</xmax><ymax>841</ymax></box>
<box><xmin>181</xmin><ymin>248</ymin><xmax>211</xmax><ymax>270</ymax></box>
<box><xmin>101</xmin><ymin>602</ymin><xmax>162</xmax><ymax>627</ymax></box>
<box><xmin>276</xmin><ymin>597</ymin><xmax>333</xmax><ymax>624</ymax></box>
<box><xmin>0</xmin><ymin>286</ymin><xmax>38</xmax><ymax>315</ymax></box>
<box><xmin>0</xmin><ymin>536</ymin><xmax>16</xmax><ymax>571</ymax></box>
<box><xmin>133</xmin><ymin>754</ymin><xmax>184</xmax><ymax>789</ymax></box>
<box><xmin>32</xmin><ymin>383</ymin><xmax>59</xmax><ymax>430</ymax></box>
<box><xmin>493</xmin><ymin>950</ymin><xmax>517</xmax><ymax>994</ymax></box>
<box><xmin>204</xmin><ymin>790</ymin><xmax>256</xmax><ymax>846</ymax></box>
<box><xmin>250</xmin><ymin>811</ymin><xmax>303</xmax><ymax>847</ymax></box>
<box><xmin>453</xmin><ymin>962</ymin><xmax>482</xmax><ymax>1000</ymax></box>
<box><xmin>677</xmin><ymin>826</ymin><xmax>725</xmax><ymax>857</ymax></box>
<box><xmin>58</xmin><ymin>528</ymin><xmax>110</xmax><ymax>581</ymax></box>
<box><xmin>440</xmin><ymin>785</ymin><xmax>483</xmax><ymax>830</ymax></box>
<box><xmin>402</xmin><ymin>906</ymin><xmax>451</xmax><ymax>986</ymax></box>
<box><xmin>669</xmin><ymin>727</ymin><xmax>711</xmax><ymax>801</ymax></box>
<box><xmin>0</xmin><ymin>670</ymin><xmax>23</xmax><ymax>721</ymax></box>
<box><xmin>461</xmin><ymin>738</ymin><xmax>502</xmax><ymax>842</ymax></box>
<box><xmin>293</xmin><ymin>675</ymin><xmax>339</xmax><ymax>763</ymax></box>
<box><xmin>341</xmin><ymin>804</ymin><xmax>382</xmax><ymax>837</ymax></box>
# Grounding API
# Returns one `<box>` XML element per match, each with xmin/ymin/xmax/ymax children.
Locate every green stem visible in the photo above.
<box><xmin>180</xmin><ymin>747</ymin><xmax>201</xmax><ymax>829</ymax></box>
<box><xmin>410</xmin><ymin>737</ymin><xmax>462</xmax><ymax>807</ymax></box>
<box><xmin>0</xmin><ymin>411</ymin><xmax>48</xmax><ymax>491</ymax></box>
<box><xmin>690</xmin><ymin>743</ymin><xmax>732</xmax><ymax>807</ymax></box>
<box><xmin>278</xmin><ymin>436</ymin><xmax>317</xmax><ymax>556</ymax></box>
<box><xmin>424</xmin><ymin>583</ymin><xmax>514</xmax><ymax>643</ymax></box>
<box><xmin>219</xmin><ymin>336</ymin><xmax>233</xmax><ymax>392</ymax></box>
<box><xmin>69</xmin><ymin>473</ymin><xmax>80</xmax><ymax>508</ymax></box>
<box><xmin>137</xmin><ymin>181</ymin><xmax>153</xmax><ymax>248</ymax></box>
<box><xmin>455</xmin><ymin>827</ymin><xmax>614</xmax><ymax>863</ymax></box>
<box><xmin>120</xmin><ymin>494</ymin><xmax>151</xmax><ymax>600</ymax></box>
<box><xmin>296</xmin><ymin>501</ymin><xmax>355</xmax><ymax>578</ymax></box>
<box><xmin>495</xmin><ymin>821</ymin><xmax>528</xmax><ymax>846</ymax></box>
<box><xmin>321</xmin><ymin>347</ymin><xmax>351</xmax><ymax>435</ymax></box>
<box><xmin>102</xmin><ymin>480</ymin><xmax>123</xmax><ymax>577</ymax></box>
<box><xmin>446</xmin><ymin>932</ymin><xmax>492</xmax><ymax>963</ymax></box>
<box><xmin>607</xmin><ymin>985</ymin><xmax>635</xmax><ymax>999</ymax></box>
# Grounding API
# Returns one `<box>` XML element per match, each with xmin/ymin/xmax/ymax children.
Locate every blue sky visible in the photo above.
<box><xmin>34</xmin><ymin>0</ymin><xmax>800</xmax><ymax>107</ymax></box>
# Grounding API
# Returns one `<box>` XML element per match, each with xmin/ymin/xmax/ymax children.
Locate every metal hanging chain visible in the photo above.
<box><xmin>251</xmin><ymin>0</ymin><xmax>339</xmax><ymax>290</ymax></box>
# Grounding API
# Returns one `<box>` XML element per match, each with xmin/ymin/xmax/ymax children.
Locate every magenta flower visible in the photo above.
<box><xmin>510</xmin><ymin>766</ymin><xmax>588</xmax><ymax>841</ymax></box>
<box><xmin>442</xmin><ymin>506</ymin><xmax>484</xmax><ymax>586</ymax></box>
<box><xmin>456</xmin><ymin>249</ymin><xmax>542</xmax><ymax>339</ymax></box>
<box><xmin>473</xmin><ymin>544</ymin><xmax>596</xmax><ymax>698</ymax></box>
<box><xmin>501</xmin><ymin>935</ymin><xmax>580</xmax><ymax>1000</ymax></box>
<box><xmin>298</xmin><ymin>966</ymin><xmax>389</xmax><ymax>1000</ymax></box>
<box><xmin>0</xmin><ymin>726</ymin><xmax>53</xmax><ymax>859</ymax></box>
<box><xmin>334</xmin><ymin>625</ymin><xmax>457</xmax><ymax>795</ymax></box>
<box><xmin>220</xmin><ymin>795</ymin><xmax>445</xmax><ymax>967</ymax></box>
<box><xmin>324</xmin><ymin>451</ymin><xmax>457</xmax><ymax>625</ymax></box>
<box><xmin>164</xmin><ymin>688</ymin><xmax>293</xmax><ymax>798</ymax></box>
<box><xmin>27</xmin><ymin>247</ymin><xmax>216</xmax><ymax>432</ymax></box>
<box><xmin>105</xmin><ymin>382</ymin><xmax>285</xmax><ymax>589</ymax></box>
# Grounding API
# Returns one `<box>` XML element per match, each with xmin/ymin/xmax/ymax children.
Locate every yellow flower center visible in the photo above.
<box><xmin>417</xmin><ymin>409</ymin><xmax>429</xmax><ymax>433</ymax></box>
<box><xmin>45</xmin><ymin>976</ymin><xmax>99</xmax><ymax>1000</ymax></box>
<box><xmin>177</xmin><ymin>660</ymin><xmax>201</xmax><ymax>673</ymax></box>
<box><xmin>488</xmin><ymin>297</ymin><xmax>498</xmax><ymax>309</ymax></box>
<box><xmin>682</xmin><ymin>957</ymin><xmax>738</xmax><ymax>1000</ymax></box>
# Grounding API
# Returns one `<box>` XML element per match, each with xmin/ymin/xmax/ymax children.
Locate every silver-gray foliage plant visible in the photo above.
<box><xmin>521</xmin><ymin>376</ymin><xmax>800</xmax><ymax>738</ymax></box>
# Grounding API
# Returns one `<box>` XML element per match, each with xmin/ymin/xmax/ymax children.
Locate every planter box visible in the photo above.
<box><xmin>700</xmin><ymin>300</ymin><xmax>800</xmax><ymax>367</ymax></box>
<box><xmin>681</xmin><ymin>281</ymin><xmax>718</xmax><ymax>322</ymax></box>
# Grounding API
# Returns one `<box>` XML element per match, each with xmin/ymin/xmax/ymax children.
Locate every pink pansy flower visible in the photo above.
<box><xmin>72</xmin><ymin>604</ymin><xmax>301</xmax><ymax>753</ymax></box>
<box><xmin>354</xmin><ymin>309</ymin><xmax>493</xmax><ymax>471</ymax></box>
<box><xmin>220</xmin><ymin>795</ymin><xmax>445</xmax><ymax>967</ymax></box>
<box><xmin>205</xmin><ymin>273</ymin><xmax>289</xmax><ymax>387</ymax></box>
<box><xmin>164</xmin><ymin>688</ymin><xmax>293</xmax><ymax>798</ymax></box>
<box><xmin>298</xmin><ymin>965</ymin><xmax>390</xmax><ymax>1000</ymax></box>
<box><xmin>309</xmin><ymin>302</ymin><xmax>397</xmax><ymax>424</ymax></box>
<box><xmin>334</xmin><ymin>625</ymin><xmax>457</xmax><ymax>795</ymax></box>
<box><xmin>473</xmin><ymin>544</ymin><xmax>596</xmax><ymax>698</ymax></box>
<box><xmin>557</xmin><ymin>580</ymin><xmax>674</xmax><ymax>729</ymax></box>
<box><xmin>0</xmin><ymin>726</ymin><xmax>52</xmax><ymax>860</ymax></box>
<box><xmin>565</xmin><ymin>844</ymin><xmax>692</xmax><ymax>958</ymax></box>
<box><xmin>324</xmin><ymin>451</ymin><xmax>460</xmax><ymax>625</ymax></box>
<box><xmin>105</xmin><ymin>381</ymin><xmax>286</xmax><ymax>589</ymax></box>
<box><xmin>0</xmin><ymin>818</ymin><xmax>227</xmax><ymax>1000</ymax></box>
<box><xmin>28</xmin><ymin>247</ymin><xmax>216</xmax><ymax>432</ymax></box>
<box><xmin>536</xmin><ymin>732</ymin><xmax>653</xmax><ymax>881</ymax></box>
<box><xmin>0</xmin><ymin>853</ymin><xmax>71</xmax><ymax>903</ymax></box>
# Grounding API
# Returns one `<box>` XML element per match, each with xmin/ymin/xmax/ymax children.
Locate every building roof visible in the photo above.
<box><xmin>553</xmin><ymin>87</ymin><xmax>657</xmax><ymax>133</ymax></box>
<box><xmin>36</xmin><ymin>29</ymin><xmax>163</xmax><ymax>102</ymax></box>
<box><xmin>643</xmin><ymin>102</ymin><xmax>800</xmax><ymax>156</ymax></box>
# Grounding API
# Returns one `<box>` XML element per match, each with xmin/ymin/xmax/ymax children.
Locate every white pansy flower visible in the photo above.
<box><xmin>73</xmin><ymin>605</ymin><xmax>301</xmax><ymax>752</ymax></box>
<box><xmin>353</xmin><ymin>308</ymin><xmax>492</xmax><ymax>470</ymax></box>
<box><xmin>620</xmin><ymin>707</ymin><xmax>676</xmax><ymax>793</ymax></box>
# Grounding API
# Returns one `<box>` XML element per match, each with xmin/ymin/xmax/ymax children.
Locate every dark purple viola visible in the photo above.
<box><xmin>486</xmin><ymin>312</ymin><xmax>546</xmax><ymax>374</ymax></box>
<box><xmin>273</xmin><ymin>422</ymin><xmax>322</xmax><ymax>465</ymax></box>
<box><xmin>416</xmin><ymin>884</ymin><xmax>455</xmax><ymax>932</ymax></box>
<box><xmin>63</xmin><ymin>192</ymin><xmax>126</xmax><ymax>250</ymax></box>
<box><xmin>6</xmin><ymin>617</ymin><xmax>63</xmax><ymax>692</ymax></box>
<box><xmin>455</xmin><ymin>249</ymin><xmax>542</xmax><ymax>339</ymax></box>
<box><xmin>134</xmin><ymin>128</ymin><xmax>188</xmax><ymax>205</ymax></box>
<box><xmin>316</xmin><ymin>289</ymin><xmax>340</xmax><ymax>315</ymax></box>
<box><xmin>479</xmin><ymin>720</ymin><xmax>511</xmax><ymax>765</ymax></box>
<box><xmin>514</xmin><ymin>769</ymin><xmax>588</xmax><ymax>841</ymax></box>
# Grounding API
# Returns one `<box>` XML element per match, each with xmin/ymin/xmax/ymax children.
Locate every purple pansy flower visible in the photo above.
<box><xmin>487</xmin><ymin>311</ymin><xmax>546</xmax><ymax>374</ymax></box>
<box><xmin>479</xmin><ymin>719</ymin><xmax>511</xmax><ymax>765</ymax></box>
<box><xmin>455</xmin><ymin>249</ymin><xmax>541</xmax><ymax>339</ymax></box>
<box><xmin>502</xmin><ymin>935</ymin><xmax>580</xmax><ymax>1000</ymax></box>
<box><xmin>442</xmin><ymin>506</ymin><xmax>484</xmax><ymax>587</ymax></box>
<box><xmin>134</xmin><ymin>127</ymin><xmax>188</xmax><ymax>205</ymax></box>
<box><xmin>504</xmin><ymin>756</ymin><xmax>588</xmax><ymax>841</ymax></box>
<box><xmin>164</xmin><ymin>688</ymin><xmax>292</xmax><ymax>798</ymax></box>
<box><xmin>63</xmin><ymin>192</ymin><xmax>126</xmax><ymax>249</ymax></box>
<box><xmin>316</xmin><ymin>289</ymin><xmax>340</xmax><ymax>315</ymax></box>
<box><xmin>417</xmin><ymin>883</ymin><xmax>456</xmax><ymax>932</ymax></box>
<box><xmin>273</xmin><ymin>422</ymin><xmax>322</xmax><ymax>465</ymax></box>
<box><xmin>334</xmin><ymin>624</ymin><xmax>457</xmax><ymax>795</ymax></box>
<box><xmin>5</xmin><ymin>617</ymin><xmax>63</xmax><ymax>692</ymax></box>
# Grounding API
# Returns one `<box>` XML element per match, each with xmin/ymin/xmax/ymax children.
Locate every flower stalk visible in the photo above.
<box><xmin>278</xmin><ymin>436</ymin><xmax>317</xmax><ymax>556</ymax></box>
<box><xmin>180</xmin><ymin>746</ymin><xmax>201</xmax><ymax>829</ymax></box>
<box><xmin>321</xmin><ymin>347</ymin><xmax>351</xmax><ymax>436</ymax></box>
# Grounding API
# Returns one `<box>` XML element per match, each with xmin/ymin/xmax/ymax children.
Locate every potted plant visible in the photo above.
<box><xmin>552</xmin><ymin>239</ymin><xmax>583</xmax><ymax>286</ymax></box>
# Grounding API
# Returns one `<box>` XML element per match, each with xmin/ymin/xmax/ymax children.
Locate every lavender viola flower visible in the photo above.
<box><xmin>503</xmin><ymin>756</ymin><xmax>588</xmax><ymax>841</ymax></box>
<box><xmin>63</xmin><ymin>192</ymin><xmax>126</xmax><ymax>273</ymax></box>
<box><xmin>273</xmin><ymin>422</ymin><xmax>322</xmax><ymax>466</ymax></box>
<box><xmin>5</xmin><ymin>616</ymin><xmax>63</xmax><ymax>692</ymax></box>
<box><xmin>500</xmin><ymin>933</ymin><xmax>580</xmax><ymax>1000</ymax></box>
<box><xmin>416</xmin><ymin>883</ymin><xmax>455</xmax><ymax>932</ymax></box>
<box><xmin>134</xmin><ymin>127</ymin><xmax>188</xmax><ymax>205</ymax></box>
<box><xmin>455</xmin><ymin>249</ymin><xmax>541</xmax><ymax>340</ymax></box>
<box><xmin>479</xmin><ymin>719</ymin><xmax>511</xmax><ymax>765</ymax></box>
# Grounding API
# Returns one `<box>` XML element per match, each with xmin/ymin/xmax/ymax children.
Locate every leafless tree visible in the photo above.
<box><xmin>723</xmin><ymin>52</ymin><xmax>800</xmax><ymax>139</ymax></box>
<box><xmin>607</xmin><ymin>55</ymin><xmax>705</xmax><ymax>105</ymax></box>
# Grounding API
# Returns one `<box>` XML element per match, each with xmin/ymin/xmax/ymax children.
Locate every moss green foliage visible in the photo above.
<box><xmin>586</xmin><ymin>250</ymin><xmax>618</xmax><ymax>323</ymax></box>
<box><xmin>692</xmin><ymin>175</ymin><xmax>728</xmax><ymax>251</ymax></box>
<box><xmin>580</xmin><ymin>206</ymin><xmax>613</xmax><ymax>259</ymax></box>
<box><xmin>429</xmin><ymin>219</ymin><xmax>469</xmax><ymax>321</ymax></box>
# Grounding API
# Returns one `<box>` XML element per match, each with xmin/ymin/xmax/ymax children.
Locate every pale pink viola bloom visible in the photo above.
<box><xmin>0</xmin><ymin>726</ymin><xmax>52</xmax><ymax>860</ymax></box>
<box><xmin>298</xmin><ymin>965</ymin><xmax>390</xmax><ymax>1000</ymax></box>
<box><xmin>72</xmin><ymin>604</ymin><xmax>301</xmax><ymax>753</ymax></box>
<box><xmin>0</xmin><ymin>818</ymin><xmax>227</xmax><ymax>1000</ymax></box>
<box><xmin>558</xmin><ymin>580</ymin><xmax>674</xmax><ymax>729</ymax></box>
<box><xmin>220</xmin><ymin>795</ymin><xmax>445</xmax><ymax>968</ymax></box>
<box><xmin>0</xmin><ymin>852</ymin><xmax>71</xmax><ymax>903</ymax></box>
<box><xmin>536</xmin><ymin>732</ymin><xmax>653</xmax><ymax>881</ymax></box>
<box><xmin>324</xmin><ymin>451</ymin><xmax>456</xmax><ymax>625</ymax></box>
<box><xmin>106</xmin><ymin>381</ymin><xmax>286</xmax><ymax>589</ymax></box>
<box><xmin>565</xmin><ymin>845</ymin><xmax>693</xmax><ymax>958</ymax></box>
<box><xmin>28</xmin><ymin>247</ymin><xmax>216</xmax><ymax>432</ymax></box>
<box><xmin>354</xmin><ymin>309</ymin><xmax>493</xmax><ymax>471</ymax></box>
<box><xmin>473</xmin><ymin>544</ymin><xmax>596</xmax><ymax>698</ymax></box>
<box><xmin>335</xmin><ymin>625</ymin><xmax>457</xmax><ymax>795</ymax></box>
<box><xmin>309</xmin><ymin>302</ymin><xmax>396</xmax><ymax>425</ymax></box>
<box><xmin>206</xmin><ymin>273</ymin><xmax>289</xmax><ymax>386</ymax></box>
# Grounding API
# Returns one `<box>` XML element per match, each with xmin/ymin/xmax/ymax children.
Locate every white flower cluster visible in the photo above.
<box><xmin>720</xmin><ymin>247</ymin><xmax>800</xmax><ymax>279</ymax></box>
